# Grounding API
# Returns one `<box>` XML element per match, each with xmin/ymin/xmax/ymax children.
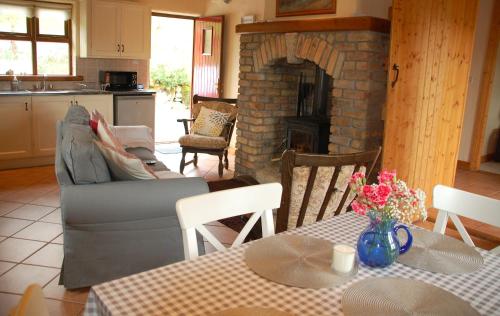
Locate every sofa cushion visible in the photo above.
<box><xmin>95</xmin><ymin>141</ymin><xmax>158</xmax><ymax>181</ymax></box>
<box><xmin>61</xmin><ymin>122</ymin><xmax>111</xmax><ymax>184</ymax></box>
<box><xmin>64</xmin><ymin>104</ymin><xmax>90</xmax><ymax>125</ymax></box>
<box><xmin>179</xmin><ymin>134</ymin><xmax>227</xmax><ymax>149</ymax></box>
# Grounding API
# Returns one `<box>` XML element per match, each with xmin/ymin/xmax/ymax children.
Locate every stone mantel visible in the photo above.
<box><xmin>235</xmin><ymin>16</ymin><xmax>391</xmax><ymax>35</ymax></box>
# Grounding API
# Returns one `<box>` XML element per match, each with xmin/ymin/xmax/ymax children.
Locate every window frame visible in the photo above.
<box><xmin>0</xmin><ymin>12</ymin><xmax>73</xmax><ymax>76</ymax></box>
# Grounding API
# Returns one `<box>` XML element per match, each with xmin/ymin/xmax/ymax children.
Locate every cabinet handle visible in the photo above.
<box><xmin>75</xmin><ymin>100</ymin><xmax>78</xmax><ymax>106</ymax></box>
<box><xmin>121</xmin><ymin>44</ymin><xmax>124</xmax><ymax>53</ymax></box>
<box><xmin>117</xmin><ymin>44</ymin><xmax>120</xmax><ymax>52</ymax></box>
<box><xmin>70</xmin><ymin>101</ymin><xmax>74</xmax><ymax>106</ymax></box>
<box><xmin>25</xmin><ymin>102</ymin><xmax>28</xmax><ymax>111</ymax></box>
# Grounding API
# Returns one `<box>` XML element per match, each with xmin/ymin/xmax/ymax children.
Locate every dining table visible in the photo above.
<box><xmin>83</xmin><ymin>212</ymin><xmax>500</xmax><ymax>315</ymax></box>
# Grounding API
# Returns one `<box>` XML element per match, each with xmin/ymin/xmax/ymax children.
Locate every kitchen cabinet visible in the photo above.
<box><xmin>32</xmin><ymin>96</ymin><xmax>72</xmax><ymax>156</ymax></box>
<box><xmin>0</xmin><ymin>96</ymin><xmax>32</xmax><ymax>160</ymax></box>
<box><xmin>75</xmin><ymin>94</ymin><xmax>113</xmax><ymax>123</ymax></box>
<box><xmin>0</xmin><ymin>93</ymin><xmax>113</xmax><ymax>169</ymax></box>
<box><xmin>80</xmin><ymin>0</ymin><xmax>151</xmax><ymax>59</ymax></box>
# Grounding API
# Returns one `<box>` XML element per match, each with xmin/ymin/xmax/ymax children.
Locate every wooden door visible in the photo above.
<box><xmin>382</xmin><ymin>0</ymin><xmax>478</xmax><ymax>204</ymax></box>
<box><xmin>120</xmin><ymin>3</ymin><xmax>151</xmax><ymax>59</ymax></box>
<box><xmin>192</xmin><ymin>16</ymin><xmax>224</xmax><ymax>98</ymax></box>
<box><xmin>90</xmin><ymin>0</ymin><xmax>120</xmax><ymax>57</ymax></box>
<box><xmin>32</xmin><ymin>96</ymin><xmax>72</xmax><ymax>157</ymax></box>
<box><xmin>0</xmin><ymin>97</ymin><xmax>32</xmax><ymax>160</ymax></box>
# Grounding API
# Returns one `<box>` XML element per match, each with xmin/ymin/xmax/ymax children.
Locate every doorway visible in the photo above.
<box><xmin>150</xmin><ymin>14</ymin><xmax>194</xmax><ymax>145</ymax></box>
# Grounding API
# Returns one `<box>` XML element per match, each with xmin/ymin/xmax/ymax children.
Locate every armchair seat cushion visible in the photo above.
<box><xmin>179</xmin><ymin>134</ymin><xmax>227</xmax><ymax>149</ymax></box>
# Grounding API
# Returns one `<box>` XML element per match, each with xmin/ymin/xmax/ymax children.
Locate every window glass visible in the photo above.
<box><xmin>37</xmin><ymin>42</ymin><xmax>69</xmax><ymax>75</ymax></box>
<box><xmin>0</xmin><ymin>5</ymin><xmax>30</xmax><ymax>33</ymax></box>
<box><xmin>37</xmin><ymin>8</ymin><xmax>68</xmax><ymax>36</ymax></box>
<box><xmin>0</xmin><ymin>40</ymin><xmax>32</xmax><ymax>74</ymax></box>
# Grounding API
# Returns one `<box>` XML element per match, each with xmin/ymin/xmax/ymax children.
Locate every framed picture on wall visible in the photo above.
<box><xmin>276</xmin><ymin>0</ymin><xmax>337</xmax><ymax>17</ymax></box>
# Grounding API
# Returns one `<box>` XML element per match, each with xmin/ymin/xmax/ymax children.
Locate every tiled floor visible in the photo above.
<box><xmin>0</xmin><ymin>151</ymin><xmax>499</xmax><ymax>315</ymax></box>
<box><xmin>0</xmin><ymin>149</ymin><xmax>237</xmax><ymax>316</ymax></box>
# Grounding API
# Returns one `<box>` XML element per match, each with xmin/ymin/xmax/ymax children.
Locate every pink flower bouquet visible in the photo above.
<box><xmin>349</xmin><ymin>170</ymin><xmax>427</xmax><ymax>224</ymax></box>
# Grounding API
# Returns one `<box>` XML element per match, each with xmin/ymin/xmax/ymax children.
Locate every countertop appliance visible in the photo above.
<box><xmin>100</xmin><ymin>71</ymin><xmax>137</xmax><ymax>91</ymax></box>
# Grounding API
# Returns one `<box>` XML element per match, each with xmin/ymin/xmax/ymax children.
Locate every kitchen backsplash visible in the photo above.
<box><xmin>0</xmin><ymin>57</ymin><xmax>149</xmax><ymax>91</ymax></box>
<box><xmin>76</xmin><ymin>57</ymin><xmax>149</xmax><ymax>89</ymax></box>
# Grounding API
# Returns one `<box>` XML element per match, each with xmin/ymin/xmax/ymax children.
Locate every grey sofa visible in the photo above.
<box><xmin>55</xmin><ymin>119</ymin><xmax>208</xmax><ymax>289</ymax></box>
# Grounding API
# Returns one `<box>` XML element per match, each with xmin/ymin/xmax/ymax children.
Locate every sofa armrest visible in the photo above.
<box><xmin>110</xmin><ymin>125</ymin><xmax>155</xmax><ymax>152</ymax></box>
<box><xmin>61</xmin><ymin>177</ymin><xmax>209</xmax><ymax>225</ymax></box>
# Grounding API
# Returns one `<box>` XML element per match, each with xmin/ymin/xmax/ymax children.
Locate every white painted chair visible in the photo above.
<box><xmin>176</xmin><ymin>182</ymin><xmax>283</xmax><ymax>260</ymax></box>
<box><xmin>433</xmin><ymin>184</ymin><xmax>500</xmax><ymax>254</ymax></box>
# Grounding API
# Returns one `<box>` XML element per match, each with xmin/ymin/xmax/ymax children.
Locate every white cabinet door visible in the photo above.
<box><xmin>32</xmin><ymin>96</ymin><xmax>72</xmax><ymax>157</ymax></box>
<box><xmin>90</xmin><ymin>0</ymin><xmax>120</xmax><ymax>57</ymax></box>
<box><xmin>120</xmin><ymin>4</ymin><xmax>151</xmax><ymax>59</ymax></box>
<box><xmin>75</xmin><ymin>94</ymin><xmax>114</xmax><ymax>124</ymax></box>
<box><xmin>0</xmin><ymin>96</ymin><xmax>32</xmax><ymax>160</ymax></box>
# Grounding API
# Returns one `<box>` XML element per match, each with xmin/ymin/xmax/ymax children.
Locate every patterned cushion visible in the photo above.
<box><xmin>192</xmin><ymin>101</ymin><xmax>237</xmax><ymax>121</ymax></box>
<box><xmin>94</xmin><ymin>141</ymin><xmax>157</xmax><ymax>181</ymax></box>
<box><xmin>191</xmin><ymin>107</ymin><xmax>230</xmax><ymax>137</ymax></box>
<box><xmin>287</xmin><ymin>165</ymin><xmax>365</xmax><ymax>230</ymax></box>
<box><xmin>179</xmin><ymin>134</ymin><xmax>227</xmax><ymax>149</ymax></box>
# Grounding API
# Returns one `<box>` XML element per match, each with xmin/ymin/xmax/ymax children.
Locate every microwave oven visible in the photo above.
<box><xmin>100</xmin><ymin>71</ymin><xmax>137</xmax><ymax>91</ymax></box>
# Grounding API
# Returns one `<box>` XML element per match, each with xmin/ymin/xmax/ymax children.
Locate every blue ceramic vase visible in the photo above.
<box><xmin>357</xmin><ymin>214</ymin><xmax>413</xmax><ymax>268</ymax></box>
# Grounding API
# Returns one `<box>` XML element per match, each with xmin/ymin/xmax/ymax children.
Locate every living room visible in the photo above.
<box><xmin>0</xmin><ymin>0</ymin><xmax>499</xmax><ymax>315</ymax></box>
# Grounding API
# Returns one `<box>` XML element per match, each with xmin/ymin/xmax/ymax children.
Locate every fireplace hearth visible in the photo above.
<box><xmin>235</xmin><ymin>28</ymin><xmax>389</xmax><ymax>177</ymax></box>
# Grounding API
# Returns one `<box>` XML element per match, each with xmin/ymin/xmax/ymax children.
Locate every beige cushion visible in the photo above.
<box><xmin>192</xmin><ymin>101</ymin><xmax>237</xmax><ymax>121</ymax></box>
<box><xmin>287</xmin><ymin>165</ymin><xmax>364</xmax><ymax>230</ymax></box>
<box><xmin>191</xmin><ymin>106</ymin><xmax>230</xmax><ymax>137</ymax></box>
<box><xmin>179</xmin><ymin>134</ymin><xmax>227</xmax><ymax>149</ymax></box>
<box><xmin>95</xmin><ymin>141</ymin><xmax>157</xmax><ymax>181</ymax></box>
<box><xmin>155</xmin><ymin>170</ymin><xmax>185</xmax><ymax>179</ymax></box>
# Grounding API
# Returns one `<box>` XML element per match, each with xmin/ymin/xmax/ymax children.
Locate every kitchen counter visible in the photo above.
<box><xmin>0</xmin><ymin>89</ymin><xmax>112</xmax><ymax>96</ymax></box>
<box><xmin>111</xmin><ymin>90</ymin><xmax>156</xmax><ymax>96</ymax></box>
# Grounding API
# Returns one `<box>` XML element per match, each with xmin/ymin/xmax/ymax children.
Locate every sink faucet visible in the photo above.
<box><xmin>40</xmin><ymin>74</ymin><xmax>47</xmax><ymax>91</ymax></box>
<box><xmin>78</xmin><ymin>83</ymin><xmax>88</xmax><ymax>90</ymax></box>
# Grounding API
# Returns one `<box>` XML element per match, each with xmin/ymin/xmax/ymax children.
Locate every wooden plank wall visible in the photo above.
<box><xmin>382</xmin><ymin>0</ymin><xmax>478</xmax><ymax>204</ymax></box>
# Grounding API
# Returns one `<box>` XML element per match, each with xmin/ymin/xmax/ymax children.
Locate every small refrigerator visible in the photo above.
<box><xmin>114</xmin><ymin>94</ymin><xmax>155</xmax><ymax>136</ymax></box>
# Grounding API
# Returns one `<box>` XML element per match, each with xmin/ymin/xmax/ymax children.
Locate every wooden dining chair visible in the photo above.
<box><xmin>276</xmin><ymin>147</ymin><xmax>381</xmax><ymax>233</ymax></box>
<box><xmin>176</xmin><ymin>183</ymin><xmax>282</xmax><ymax>260</ymax></box>
<box><xmin>9</xmin><ymin>284</ymin><xmax>49</xmax><ymax>316</ymax></box>
<box><xmin>177</xmin><ymin>95</ymin><xmax>238</xmax><ymax>177</ymax></box>
<box><xmin>433</xmin><ymin>184</ymin><xmax>500</xmax><ymax>254</ymax></box>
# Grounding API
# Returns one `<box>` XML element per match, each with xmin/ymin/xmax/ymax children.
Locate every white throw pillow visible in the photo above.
<box><xmin>95</xmin><ymin>140</ymin><xmax>157</xmax><ymax>181</ymax></box>
<box><xmin>191</xmin><ymin>106</ymin><xmax>230</xmax><ymax>137</ymax></box>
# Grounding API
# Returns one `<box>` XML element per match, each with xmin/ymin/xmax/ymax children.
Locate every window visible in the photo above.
<box><xmin>0</xmin><ymin>2</ymin><xmax>72</xmax><ymax>75</ymax></box>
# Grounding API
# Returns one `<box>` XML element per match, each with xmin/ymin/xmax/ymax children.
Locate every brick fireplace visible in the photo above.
<box><xmin>235</xmin><ymin>18</ymin><xmax>390</xmax><ymax>177</ymax></box>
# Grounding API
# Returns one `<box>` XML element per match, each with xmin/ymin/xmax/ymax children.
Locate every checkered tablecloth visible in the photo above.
<box><xmin>83</xmin><ymin>213</ymin><xmax>500</xmax><ymax>316</ymax></box>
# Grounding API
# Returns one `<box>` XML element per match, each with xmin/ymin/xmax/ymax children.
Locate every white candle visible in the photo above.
<box><xmin>332</xmin><ymin>244</ymin><xmax>355</xmax><ymax>273</ymax></box>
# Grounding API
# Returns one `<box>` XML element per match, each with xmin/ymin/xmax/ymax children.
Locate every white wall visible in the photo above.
<box><xmin>483</xmin><ymin>41</ymin><xmax>500</xmax><ymax>155</ymax></box>
<box><xmin>204</xmin><ymin>0</ymin><xmax>266</xmax><ymax>98</ymax></box>
<box><xmin>458</xmin><ymin>0</ymin><xmax>494</xmax><ymax>161</ymax></box>
<box><xmin>204</xmin><ymin>0</ymin><xmax>391</xmax><ymax>99</ymax></box>
<box><xmin>263</xmin><ymin>0</ymin><xmax>391</xmax><ymax>21</ymax></box>
<box><xmin>137</xmin><ymin>0</ymin><xmax>206</xmax><ymax>16</ymax></box>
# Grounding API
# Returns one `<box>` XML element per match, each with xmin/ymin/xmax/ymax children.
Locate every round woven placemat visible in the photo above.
<box><xmin>244</xmin><ymin>235</ymin><xmax>357</xmax><ymax>289</ymax></box>
<box><xmin>342</xmin><ymin>277</ymin><xmax>480</xmax><ymax>316</ymax></box>
<box><xmin>397</xmin><ymin>229</ymin><xmax>484</xmax><ymax>274</ymax></box>
<box><xmin>210</xmin><ymin>307</ymin><xmax>294</xmax><ymax>316</ymax></box>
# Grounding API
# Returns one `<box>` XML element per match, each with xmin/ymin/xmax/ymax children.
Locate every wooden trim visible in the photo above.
<box><xmin>276</xmin><ymin>0</ymin><xmax>336</xmax><ymax>17</ymax></box>
<box><xmin>235</xmin><ymin>16</ymin><xmax>390</xmax><ymax>34</ymax></box>
<box><xmin>457</xmin><ymin>160</ymin><xmax>471</xmax><ymax>170</ymax></box>
<box><xmin>0</xmin><ymin>75</ymin><xmax>83</xmax><ymax>81</ymax></box>
<box><xmin>152</xmin><ymin>12</ymin><xmax>197</xmax><ymax>20</ymax></box>
<box><xmin>481</xmin><ymin>153</ymin><xmax>494</xmax><ymax>163</ymax></box>
<box><xmin>469</xmin><ymin>0</ymin><xmax>500</xmax><ymax>170</ymax></box>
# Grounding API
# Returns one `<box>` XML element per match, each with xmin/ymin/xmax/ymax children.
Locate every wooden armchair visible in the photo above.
<box><xmin>276</xmin><ymin>147</ymin><xmax>382</xmax><ymax>233</ymax></box>
<box><xmin>177</xmin><ymin>95</ymin><xmax>238</xmax><ymax>177</ymax></box>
